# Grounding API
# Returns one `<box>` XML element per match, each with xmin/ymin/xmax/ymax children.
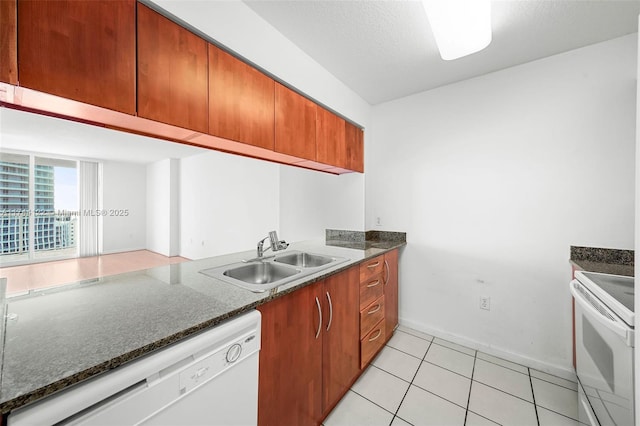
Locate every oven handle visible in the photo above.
<box><xmin>570</xmin><ymin>280</ymin><xmax>632</xmax><ymax>346</ymax></box>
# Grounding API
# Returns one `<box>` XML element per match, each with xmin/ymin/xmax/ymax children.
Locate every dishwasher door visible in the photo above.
<box><xmin>8</xmin><ymin>310</ymin><xmax>261</xmax><ymax>426</ymax></box>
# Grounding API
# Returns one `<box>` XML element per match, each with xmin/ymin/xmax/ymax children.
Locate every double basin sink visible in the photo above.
<box><xmin>200</xmin><ymin>251</ymin><xmax>349</xmax><ymax>292</ymax></box>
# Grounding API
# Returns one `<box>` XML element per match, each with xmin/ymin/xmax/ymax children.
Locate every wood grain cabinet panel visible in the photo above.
<box><xmin>316</xmin><ymin>106</ymin><xmax>346</xmax><ymax>168</ymax></box>
<box><xmin>137</xmin><ymin>3</ymin><xmax>208</xmax><ymax>133</ymax></box>
<box><xmin>257</xmin><ymin>281</ymin><xmax>323</xmax><ymax>426</ymax></box>
<box><xmin>17</xmin><ymin>0</ymin><xmax>135</xmax><ymax>113</ymax></box>
<box><xmin>345</xmin><ymin>121</ymin><xmax>364</xmax><ymax>173</ymax></box>
<box><xmin>258</xmin><ymin>267</ymin><xmax>361</xmax><ymax>425</ymax></box>
<box><xmin>209</xmin><ymin>44</ymin><xmax>274</xmax><ymax>149</ymax></box>
<box><xmin>383</xmin><ymin>249</ymin><xmax>399</xmax><ymax>336</ymax></box>
<box><xmin>322</xmin><ymin>266</ymin><xmax>360</xmax><ymax>415</ymax></box>
<box><xmin>0</xmin><ymin>0</ymin><xmax>17</xmax><ymax>84</ymax></box>
<box><xmin>275</xmin><ymin>82</ymin><xmax>316</xmax><ymax>161</ymax></box>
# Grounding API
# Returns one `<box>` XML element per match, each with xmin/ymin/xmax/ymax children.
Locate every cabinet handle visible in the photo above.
<box><xmin>368</xmin><ymin>329</ymin><xmax>382</xmax><ymax>342</ymax></box>
<box><xmin>367</xmin><ymin>304</ymin><xmax>381</xmax><ymax>315</ymax></box>
<box><xmin>326</xmin><ymin>291</ymin><xmax>333</xmax><ymax>332</ymax></box>
<box><xmin>315</xmin><ymin>297</ymin><xmax>322</xmax><ymax>339</ymax></box>
<box><xmin>384</xmin><ymin>259</ymin><xmax>390</xmax><ymax>285</ymax></box>
<box><xmin>366</xmin><ymin>280</ymin><xmax>380</xmax><ymax>288</ymax></box>
<box><xmin>367</xmin><ymin>261</ymin><xmax>380</xmax><ymax>269</ymax></box>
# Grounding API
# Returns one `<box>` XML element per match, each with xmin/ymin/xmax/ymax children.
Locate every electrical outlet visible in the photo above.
<box><xmin>480</xmin><ymin>296</ymin><xmax>490</xmax><ymax>311</ymax></box>
<box><xmin>376</xmin><ymin>216</ymin><xmax>382</xmax><ymax>227</ymax></box>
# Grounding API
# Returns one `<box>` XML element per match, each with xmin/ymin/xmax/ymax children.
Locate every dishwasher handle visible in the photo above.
<box><xmin>570</xmin><ymin>280</ymin><xmax>632</xmax><ymax>346</ymax></box>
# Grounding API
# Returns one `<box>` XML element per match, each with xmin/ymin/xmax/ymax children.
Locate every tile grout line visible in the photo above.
<box><xmin>388</xmin><ymin>340</ymin><xmax>433</xmax><ymax>426</ymax></box>
<box><xmin>528</xmin><ymin>367</ymin><xmax>541</xmax><ymax>426</ymax></box>
<box><xmin>463</xmin><ymin>350</ymin><xmax>478</xmax><ymax>425</ymax></box>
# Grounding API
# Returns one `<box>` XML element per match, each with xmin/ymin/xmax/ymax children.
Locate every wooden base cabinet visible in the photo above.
<box><xmin>257</xmin><ymin>266</ymin><xmax>360</xmax><ymax>426</ymax></box>
<box><xmin>384</xmin><ymin>249</ymin><xmax>399</xmax><ymax>336</ymax></box>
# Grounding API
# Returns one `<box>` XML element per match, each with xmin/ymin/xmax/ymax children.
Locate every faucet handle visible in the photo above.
<box><xmin>268</xmin><ymin>231</ymin><xmax>279</xmax><ymax>249</ymax></box>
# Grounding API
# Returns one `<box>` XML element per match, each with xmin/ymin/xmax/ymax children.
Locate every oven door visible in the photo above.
<box><xmin>571</xmin><ymin>280</ymin><xmax>634</xmax><ymax>426</ymax></box>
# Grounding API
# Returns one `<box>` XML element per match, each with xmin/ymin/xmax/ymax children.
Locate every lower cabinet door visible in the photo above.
<box><xmin>322</xmin><ymin>266</ymin><xmax>360</xmax><ymax>414</ymax></box>
<box><xmin>257</xmin><ymin>282</ymin><xmax>323</xmax><ymax>426</ymax></box>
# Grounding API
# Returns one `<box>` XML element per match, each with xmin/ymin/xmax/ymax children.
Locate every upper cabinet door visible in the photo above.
<box><xmin>209</xmin><ymin>45</ymin><xmax>274</xmax><ymax>150</ymax></box>
<box><xmin>0</xmin><ymin>0</ymin><xmax>17</xmax><ymax>84</ymax></box>
<box><xmin>316</xmin><ymin>107</ymin><xmax>346</xmax><ymax>168</ymax></box>
<box><xmin>345</xmin><ymin>121</ymin><xmax>364</xmax><ymax>173</ymax></box>
<box><xmin>137</xmin><ymin>4</ymin><xmax>208</xmax><ymax>133</ymax></box>
<box><xmin>275</xmin><ymin>83</ymin><xmax>316</xmax><ymax>161</ymax></box>
<box><xmin>17</xmin><ymin>0</ymin><xmax>135</xmax><ymax>114</ymax></box>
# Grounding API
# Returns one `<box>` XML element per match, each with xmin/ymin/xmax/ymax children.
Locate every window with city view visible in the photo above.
<box><xmin>1</xmin><ymin>153</ymin><xmax>78</xmax><ymax>264</ymax></box>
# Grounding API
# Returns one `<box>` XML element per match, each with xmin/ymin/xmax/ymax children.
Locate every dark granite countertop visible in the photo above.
<box><xmin>570</xmin><ymin>245</ymin><xmax>634</xmax><ymax>277</ymax></box>
<box><xmin>0</xmin><ymin>238</ymin><xmax>405</xmax><ymax>413</ymax></box>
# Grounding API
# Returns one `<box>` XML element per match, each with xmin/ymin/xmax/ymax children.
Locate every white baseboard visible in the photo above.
<box><xmin>99</xmin><ymin>247</ymin><xmax>146</xmax><ymax>255</ymax></box>
<box><xmin>398</xmin><ymin>316</ymin><xmax>576</xmax><ymax>382</ymax></box>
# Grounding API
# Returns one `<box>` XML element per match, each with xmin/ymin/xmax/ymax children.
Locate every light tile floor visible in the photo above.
<box><xmin>325</xmin><ymin>325</ymin><xmax>584</xmax><ymax>426</ymax></box>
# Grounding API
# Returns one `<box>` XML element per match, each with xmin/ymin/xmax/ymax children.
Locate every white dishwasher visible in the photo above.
<box><xmin>8</xmin><ymin>310</ymin><xmax>261</xmax><ymax>426</ymax></box>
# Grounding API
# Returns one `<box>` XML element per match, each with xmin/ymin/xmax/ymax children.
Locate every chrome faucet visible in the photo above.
<box><xmin>256</xmin><ymin>231</ymin><xmax>289</xmax><ymax>258</ymax></box>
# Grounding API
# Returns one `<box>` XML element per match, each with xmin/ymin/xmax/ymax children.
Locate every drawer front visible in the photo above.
<box><xmin>359</xmin><ymin>255</ymin><xmax>384</xmax><ymax>282</ymax></box>
<box><xmin>359</xmin><ymin>273</ymin><xmax>384</xmax><ymax>309</ymax></box>
<box><xmin>360</xmin><ymin>296</ymin><xmax>385</xmax><ymax>337</ymax></box>
<box><xmin>360</xmin><ymin>319</ymin><xmax>385</xmax><ymax>369</ymax></box>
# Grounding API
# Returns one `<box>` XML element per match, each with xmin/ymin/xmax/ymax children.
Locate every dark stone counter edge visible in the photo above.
<box><xmin>570</xmin><ymin>245</ymin><xmax>633</xmax><ymax>266</ymax></box>
<box><xmin>0</xmin><ymin>241</ymin><xmax>406</xmax><ymax>414</ymax></box>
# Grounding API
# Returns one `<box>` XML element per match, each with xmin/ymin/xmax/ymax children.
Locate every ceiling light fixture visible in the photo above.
<box><xmin>422</xmin><ymin>0</ymin><xmax>492</xmax><ymax>61</ymax></box>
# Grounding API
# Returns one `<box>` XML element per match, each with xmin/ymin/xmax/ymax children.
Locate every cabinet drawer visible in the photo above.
<box><xmin>359</xmin><ymin>255</ymin><xmax>384</xmax><ymax>282</ymax></box>
<box><xmin>360</xmin><ymin>273</ymin><xmax>383</xmax><ymax>309</ymax></box>
<box><xmin>360</xmin><ymin>296</ymin><xmax>385</xmax><ymax>337</ymax></box>
<box><xmin>360</xmin><ymin>319</ymin><xmax>385</xmax><ymax>369</ymax></box>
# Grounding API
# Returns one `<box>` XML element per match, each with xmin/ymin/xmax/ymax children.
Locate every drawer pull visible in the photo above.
<box><xmin>367</xmin><ymin>304</ymin><xmax>381</xmax><ymax>315</ymax></box>
<box><xmin>384</xmin><ymin>259</ymin><xmax>390</xmax><ymax>285</ymax></box>
<box><xmin>366</xmin><ymin>280</ymin><xmax>380</xmax><ymax>288</ymax></box>
<box><xmin>315</xmin><ymin>297</ymin><xmax>322</xmax><ymax>339</ymax></box>
<box><xmin>367</xmin><ymin>261</ymin><xmax>380</xmax><ymax>269</ymax></box>
<box><xmin>368</xmin><ymin>329</ymin><xmax>382</xmax><ymax>342</ymax></box>
<box><xmin>326</xmin><ymin>291</ymin><xmax>333</xmax><ymax>332</ymax></box>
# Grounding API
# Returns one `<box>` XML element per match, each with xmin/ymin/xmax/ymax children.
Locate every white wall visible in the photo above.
<box><xmin>101</xmin><ymin>161</ymin><xmax>147</xmax><ymax>254</ymax></box>
<box><xmin>179</xmin><ymin>151</ymin><xmax>280</xmax><ymax>260</ymax></box>
<box><xmin>146</xmin><ymin>159</ymin><xmax>180</xmax><ymax>256</ymax></box>
<box><xmin>368</xmin><ymin>34</ymin><xmax>637</xmax><ymax>376</ymax></box>
<box><xmin>279</xmin><ymin>166</ymin><xmax>365</xmax><ymax>242</ymax></box>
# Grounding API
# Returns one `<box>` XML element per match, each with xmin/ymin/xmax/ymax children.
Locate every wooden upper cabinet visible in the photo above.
<box><xmin>137</xmin><ymin>3</ymin><xmax>208</xmax><ymax>133</ymax></box>
<box><xmin>275</xmin><ymin>82</ymin><xmax>316</xmax><ymax>161</ymax></box>
<box><xmin>0</xmin><ymin>0</ymin><xmax>17</xmax><ymax>84</ymax></box>
<box><xmin>345</xmin><ymin>121</ymin><xmax>364</xmax><ymax>173</ymax></box>
<box><xmin>209</xmin><ymin>44</ymin><xmax>274</xmax><ymax>150</ymax></box>
<box><xmin>17</xmin><ymin>0</ymin><xmax>135</xmax><ymax>114</ymax></box>
<box><xmin>316</xmin><ymin>107</ymin><xmax>347</xmax><ymax>168</ymax></box>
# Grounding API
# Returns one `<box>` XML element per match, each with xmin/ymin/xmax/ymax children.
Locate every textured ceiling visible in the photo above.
<box><xmin>244</xmin><ymin>0</ymin><xmax>640</xmax><ymax>105</ymax></box>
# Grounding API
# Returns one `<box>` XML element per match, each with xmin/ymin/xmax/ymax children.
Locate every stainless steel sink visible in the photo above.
<box><xmin>200</xmin><ymin>250</ymin><xmax>350</xmax><ymax>293</ymax></box>
<box><xmin>223</xmin><ymin>262</ymin><xmax>299</xmax><ymax>284</ymax></box>
<box><xmin>273</xmin><ymin>252</ymin><xmax>334</xmax><ymax>268</ymax></box>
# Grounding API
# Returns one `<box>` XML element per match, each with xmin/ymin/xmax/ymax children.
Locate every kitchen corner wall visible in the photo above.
<box><xmin>367</xmin><ymin>34</ymin><xmax>637</xmax><ymax>376</ymax></box>
<box><xmin>101</xmin><ymin>161</ymin><xmax>146</xmax><ymax>254</ymax></box>
<box><xmin>146</xmin><ymin>158</ymin><xmax>180</xmax><ymax>257</ymax></box>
